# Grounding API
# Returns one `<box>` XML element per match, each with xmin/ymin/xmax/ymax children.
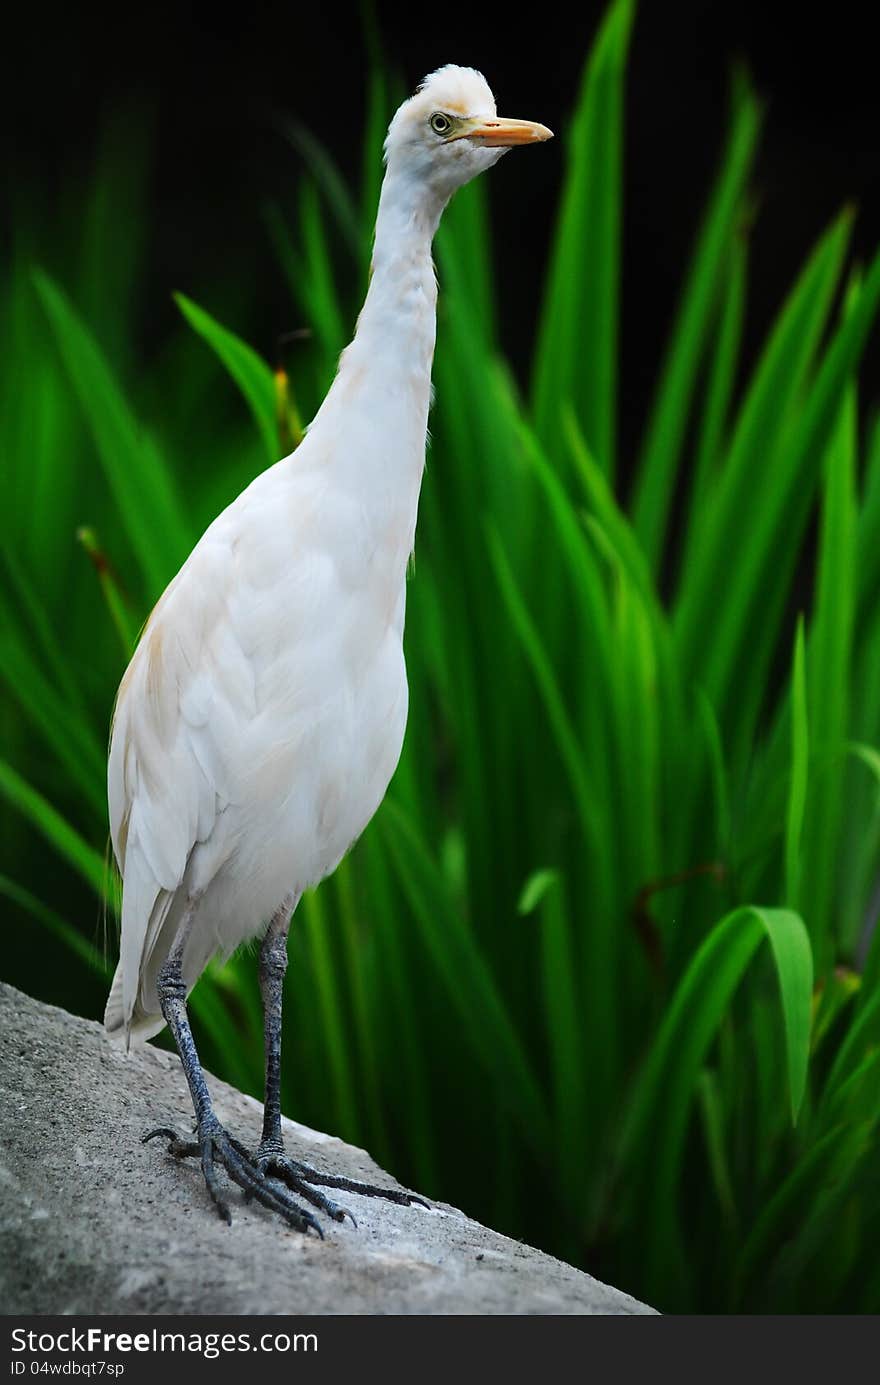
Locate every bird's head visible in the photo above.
<box><xmin>384</xmin><ymin>65</ymin><xmax>553</xmax><ymax>204</ymax></box>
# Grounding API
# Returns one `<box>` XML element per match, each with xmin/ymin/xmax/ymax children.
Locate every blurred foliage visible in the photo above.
<box><xmin>3</xmin><ymin>0</ymin><xmax>880</xmax><ymax>1311</ymax></box>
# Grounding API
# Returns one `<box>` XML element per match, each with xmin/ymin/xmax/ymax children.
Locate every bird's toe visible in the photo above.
<box><xmin>142</xmin><ymin>1115</ymin><xmax>326</xmax><ymax>1236</ymax></box>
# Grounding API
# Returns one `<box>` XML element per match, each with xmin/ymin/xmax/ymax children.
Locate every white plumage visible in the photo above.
<box><xmin>105</xmin><ymin>67</ymin><xmax>551</xmax><ymax>1127</ymax></box>
<box><xmin>106</xmin><ymin>451</ymin><xmax>412</xmax><ymax>1039</ymax></box>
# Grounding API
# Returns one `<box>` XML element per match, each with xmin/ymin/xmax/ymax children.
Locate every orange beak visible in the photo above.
<box><xmin>459</xmin><ymin>116</ymin><xmax>554</xmax><ymax>147</ymax></box>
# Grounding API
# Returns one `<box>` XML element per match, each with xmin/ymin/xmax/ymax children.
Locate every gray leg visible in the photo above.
<box><xmin>142</xmin><ymin>895</ymin><xmax>322</xmax><ymax>1235</ymax></box>
<box><xmin>151</xmin><ymin>898</ymin><xmax>212</xmax><ymax>1122</ymax></box>
<box><xmin>250</xmin><ymin>896</ymin><xmax>429</xmax><ymax>1223</ymax></box>
<box><xmin>258</xmin><ymin>894</ymin><xmax>295</xmax><ymax>1155</ymax></box>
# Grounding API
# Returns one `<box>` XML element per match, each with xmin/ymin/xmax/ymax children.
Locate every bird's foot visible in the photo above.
<box><xmin>250</xmin><ymin>1139</ymin><xmax>430</xmax><ymax>1228</ymax></box>
<box><xmin>143</xmin><ymin>1118</ymin><xmax>324</xmax><ymax>1237</ymax></box>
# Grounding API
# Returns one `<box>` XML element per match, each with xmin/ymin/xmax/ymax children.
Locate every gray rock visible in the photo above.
<box><xmin>0</xmin><ymin>983</ymin><xmax>654</xmax><ymax>1315</ymax></box>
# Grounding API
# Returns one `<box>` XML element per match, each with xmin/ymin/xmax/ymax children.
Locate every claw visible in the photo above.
<box><xmin>292</xmin><ymin>1158</ymin><xmax>430</xmax><ymax>1209</ymax></box>
<box><xmin>143</xmin><ymin>1126</ymin><xmax>199</xmax><ymax>1159</ymax></box>
<box><xmin>251</xmin><ymin>1147</ymin><xmax>425</xmax><ymax>1219</ymax></box>
<box><xmin>142</xmin><ymin>1118</ymin><xmax>325</xmax><ymax>1236</ymax></box>
<box><xmin>302</xmin><ymin>1211</ymin><xmax>325</xmax><ymax>1240</ymax></box>
<box><xmin>143</xmin><ymin>1126</ymin><xmax>179</xmax><ymax>1146</ymax></box>
<box><xmin>200</xmin><ymin>1136</ymin><xmax>232</xmax><ymax>1225</ymax></box>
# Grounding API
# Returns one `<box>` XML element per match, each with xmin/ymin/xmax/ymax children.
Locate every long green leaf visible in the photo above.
<box><xmin>0</xmin><ymin>576</ymin><xmax>106</xmax><ymax>816</ymax></box>
<box><xmin>0</xmin><ymin>872</ymin><xmax>112</xmax><ymax>978</ymax></box>
<box><xmin>785</xmin><ymin>617</ymin><xmax>808</xmax><ymax>909</ymax></box>
<box><xmin>380</xmin><ymin>799</ymin><xmax>551</xmax><ymax>1152</ymax></box>
<box><xmin>632</xmin><ymin>71</ymin><xmax>761</xmax><ymax>570</ymax></box>
<box><xmin>531</xmin><ymin>0</ymin><xmax>634</xmax><ymax>475</ymax></box>
<box><xmin>674</xmin><ymin>210</ymin><xmax>853</xmax><ymax>678</ymax></box>
<box><xmin>624</xmin><ymin>906</ymin><xmax>812</xmax><ymax>1157</ymax></box>
<box><xmin>800</xmin><ymin>373</ymin><xmax>857</xmax><ymax>960</ymax></box>
<box><xmin>732</xmin><ymin>1122</ymin><xmax>873</xmax><ymax>1306</ymax></box>
<box><xmin>0</xmin><ymin>756</ymin><xmax>110</xmax><ymax>903</ymax></box>
<box><xmin>676</xmin><ymin>232</ymin><xmax>880</xmax><ymax>768</ymax></box>
<box><xmin>487</xmin><ymin>524</ymin><xmax>601</xmax><ymax>855</ymax></box>
<box><xmin>174</xmin><ymin>292</ymin><xmax>279</xmax><ymax>464</ymax></box>
<box><xmin>32</xmin><ymin>269</ymin><xmax>192</xmax><ymax>596</ymax></box>
<box><xmin>820</xmin><ymin>985</ymin><xmax>880</xmax><ymax>1108</ymax></box>
<box><xmin>279</xmin><ymin>117</ymin><xmax>363</xmax><ymax>263</ymax></box>
<box><xmin>620</xmin><ymin>905</ymin><xmax>812</xmax><ymax>1299</ymax></box>
<box><xmin>689</xmin><ymin>232</ymin><xmax>748</xmax><ymax>532</ymax></box>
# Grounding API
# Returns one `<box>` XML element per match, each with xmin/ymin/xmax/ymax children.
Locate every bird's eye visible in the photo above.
<box><xmin>430</xmin><ymin>112</ymin><xmax>452</xmax><ymax>136</ymax></box>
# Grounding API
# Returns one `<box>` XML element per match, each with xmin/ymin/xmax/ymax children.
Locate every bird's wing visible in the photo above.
<box><xmin>107</xmin><ymin>524</ymin><xmax>257</xmax><ymax>1032</ymax></box>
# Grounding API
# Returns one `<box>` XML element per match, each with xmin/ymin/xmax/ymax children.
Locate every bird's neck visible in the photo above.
<box><xmin>304</xmin><ymin>167</ymin><xmax>444</xmax><ymax>576</ymax></box>
<box><xmin>315</xmin><ymin>166</ymin><xmax>443</xmax><ymax>462</ymax></box>
<box><xmin>350</xmin><ymin>166</ymin><xmax>442</xmax><ymax>400</ymax></box>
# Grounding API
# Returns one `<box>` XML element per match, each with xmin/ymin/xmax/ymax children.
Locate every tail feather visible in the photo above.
<box><xmin>105</xmin><ymin>886</ymin><xmax>213</xmax><ymax>1048</ymax></box>
<box><xmin>104</xmin><ymin>960</ymin><xmax>166</xmax><ymax>1046</ymax></box>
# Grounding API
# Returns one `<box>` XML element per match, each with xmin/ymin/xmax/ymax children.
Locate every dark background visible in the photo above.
<box><xmin>5</xmin><ymin>0</ymin><xmax>879</xmax><ymax>481</ymax></box>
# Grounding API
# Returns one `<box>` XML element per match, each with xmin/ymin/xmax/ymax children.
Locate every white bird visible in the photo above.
<box><xmin>105</xmin><ymin>64</ymin><xmax>552</xmax><ymax>1233</ymax></box>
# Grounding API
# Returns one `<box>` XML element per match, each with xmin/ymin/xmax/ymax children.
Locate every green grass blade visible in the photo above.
<box><xmin>631</xmin><ymin>71</ymin><xmax>761</xmax><ymax>571</ymax></box>
<box><xmin>675</xmin><ymin>231</ymin><xmax>880</xmax><ymax>768</ymax></box>
<box><xmin>333</xmin><ymin>856</ymin><xmax>390</xmax><ymax>1161</ymax></box>
<box><xmin>520</xmin><ymin>871</ymin><xmax>584</xmax><ymax>1167</ymax></box>
<box><xmin>0</xmin><ymin>756</ymin><xmax>110</xmax><ymax>902</ymax></box>
<box><xmin>625</xmin><ymin>905</ymin><xmax>812</xmax><ymax>1152</ymax></box>
<box><xmin>517</xmin><ymin>868</ymin><xmax>560</xmax><ymax>916</ymax></box>
<box><xmin>821</xmin><ymin>1046</ymin><xmax>880</xmax><ymax>1126</ymax></box>
<box><xmin>0</xmin><ymin>625</ymin><xmax>106</xmax><ymax>818</ymax></box>
<box><xmin>298</xmin><ymin>885</ymin><xmax>361</xmax><ymax>1140</ymax></box>
<box><xmin>811</xmin><ymin>965</ymin><xmax>860</xmax><ymax>1054</ymax></box>
<box><xmin>689</xmin><ymin>232</ymin><xmax>748</xmax><ymax>531</ymax></box>
<box><xmin>380</xmin><ymin>799</ymin><xmax>551</xmax><ymax>1152</ymax></box>
<box><xmin>696</xmin><ymin>688</ymin><xmax>731</xmax><ymax>856</ymax></box>
<box><xmin>820</xmin><ymin>985</ymin><xmax>880</xmax><ymax>1109</ymax></box>
<box><xmin>1</xmin><ymin>547</ymin><xmax>92</xmax><ymax>719</ymax></box>
<box><xmin>186</xmin><ymin>973</ymin><xmax>262</xmax><ymax>1097</ymax></box>
<box><xmin>856</xmin><ymin>412</ymin><xmax>880</xmax><ymax>621</ymax></box>
<box><xmin>531</xmin><ymin>0</ymin><xmax>634</xmax><ymax>474</ymax></box>
<box><xmin>32</xmin><ymin>268</ymin><xmax>192</xmax><ymax>596</ymax></box>
<box><xmin>278</xmin><ymin>116</ymin><xmax>362</xmax><ymax>262</ymax></box>
<box><xmin>436</xmin><ymin>181</ymin><xmax>496</xmax><ymax>349</ymax></box>
<box><xmin>565</xmin><ymin>408</ymin><xmax>654</xmax><ymax>606</ymax></box>
<box><xmin>620</xmin><ymin>905</ymin><xmax>812</xmax><ymax>1297</ymax></box>
<box><xmin>697</xmin><ymin>1068</ymin><xmax>738</xmax><ymax>1226</ymax></box>
<box><xmin>174</xmin><ymin>292</ymin><xmax>279</xmax><ymax>464</ymax></box>
<box><xmin>844</xmin><ymin>740</ymin><xmax>880</xmax><ymax>789</ymax></box>
<box><xmin>763</xmin><ymin>909</ymin><xmax>814</xmax><ymax>1123</ymax></box>
<box><xmin>298</xmin><ymin>181</ymin><xmax>349</xmax><ymax>369</ymax></box>
<box><xmin>674</xmin><ymin>210</ymin><xmax>853</xmax><ymax>674</ymax></box>
<box><xmin>785</xmin><ymin>617</ymin><xmax>808</xmax><ymax>910</ymax></box>
<box><xmin>800</xmin><ymin>374</ymin><xmax>857</xmax><ymax>961</ymax></box>
<box><xmin>359</xmin><ymin>827</ymin><xmax>439</xmax><ymax>1191</ymax></box>
<box><xmin>486</xmin><ymin>523</ymin><xmax>601</xmax><ymax>854</ymax></box>
<box><xmin>732</xmin><ymin>1122</ymin><xmax>873</xmax><ymax>1307</ymax></box>
<box><xmin>516</xmin><ymin>419</ymin><xmax>611</xmax><ymax>660</ymax></box>
<box><xmin>77</xmin><ymin>526</ymin><xmax>139</xmax><ymax>655</ymax></box>
<box><xmin>602</xmin><ymin>534</ymin><xmax>662</xmax><ymax>887</ymax></box>
<box><xmin>0</xmin><ymin>872</ymin><xmax>112</xmax><ymax>979</ymax></box>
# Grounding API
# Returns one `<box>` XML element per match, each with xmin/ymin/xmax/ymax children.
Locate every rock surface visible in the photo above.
<box><xmin>0</xmin><ymin>984</ymin><xmax>654</xmax><ymax>1315</ymax></box>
